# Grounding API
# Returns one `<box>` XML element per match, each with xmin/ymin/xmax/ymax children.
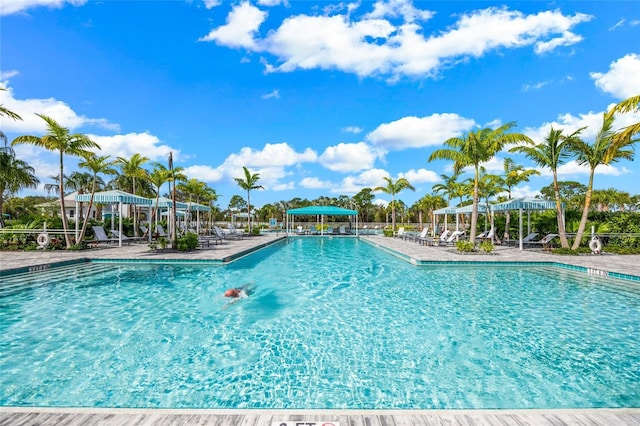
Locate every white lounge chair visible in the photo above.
<box><xmin>438</xmin><ymin>229</ymin><xmax>451</xmax><ymax>244</ymax></box>
<box><xmin>445</xmin><ymin>230</ymin><xmax>465</xmax><ymax>244</ymax></box>
<box><xmin>91</xmin><ymin>225</ymin><xmax>120</xmax><ymax>245</ymax></box>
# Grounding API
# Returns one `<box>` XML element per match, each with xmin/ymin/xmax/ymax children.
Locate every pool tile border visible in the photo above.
<box><xmin>0</xmin><ymin>258</ymin><xmax>89</xmax><ymax>277</ymax></box>
<box><xmin>360</xmin><ymin>237</ymin><xmax>640</xmax><ymax>283</ymax></box>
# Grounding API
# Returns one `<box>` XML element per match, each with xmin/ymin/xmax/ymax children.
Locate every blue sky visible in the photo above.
<box><xmin>1</xmin><ymin>0</ymin><xmax>639</xmax><ymax>209</ymax></box>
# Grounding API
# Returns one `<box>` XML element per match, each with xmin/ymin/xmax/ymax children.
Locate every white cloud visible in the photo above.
<box><xmin>198</xmin><ymin>1</ymin><xmax>267</xmax><ymax>49</ymax></box>
<box><xmin>222</xmin><ymin>142</ymin><xmax>317</xmax><ymax>168</ymax></box>
<box><xmin>556</xmin><ymin>161</ymin><xmax>629</xmax><ymax>177</ymax></box>
<box><xmin>522</xmin><ymin>81</ymin><xmax>549</xmax><ymax>92</ymax></box>
<box><xmin>87</xmin><ymin>133</ymin><xmax>178</xmax><ymax>162</ymax></box>
<box><xmin>590</xmin><ymin>53</ymin><xmax>640</xmax><ymax>99</ymax></box>
<box><xmin>0</xmin><ymin>0</ymin><xmax>86</xmax><ymax>16</ymax></box>
<box><xmin>364</xmin><ymin>0</ymin><xmax>434</xmax><ymax>23</ymax></box>
<box><xmin>203</xmin><ymin>0</ymin><xmax>221</xmax><ymax>10</ymax></box>
<box><xmin>318</xmin><ymin>142</ymin><xmax>380</xmax><ymax>172</ymax></box>
<box><xmin>261</xmin><ymin>89</ymin><xmax>280</xmax><ymax>99</ymax></box>
<box><xmin>257</xmin><ymin>0</ymin><xmax>284</xmax><ymax>6</ymax></box>
<box><xmin>509</xmin><ymin>185</ymin><xmax>541</xmax><ymax>199</ymax></box>
<box><xmin>523</xmin><ymin>107</ymin><xmax>640</xmax><ymax>145</ymax></box>
<box><xmin>534</xmin><ymin>31</ymin><xmax>582</xmax><ymax>54</ymax></box>
<box><xmin>300</xmin><ymin>177</ymin><xmax>331</xmax><ymax>189</ymax></box>
<box><xmin>366</xmin><ymin>113</ymin><xmax>476</xmax><ymax>150</ymax></box>
<box><xmin>0</xmin><ymin>70</ymin><xmax>20</xmax><ymax>80</ymax></box>
<box><xmin>332</xmin><ymin>168</ymin><xmax>390</xmax><ymax>194</ymax></box>
<box><xmin>609</xmin><ymin>19</ymin><xmax>625</xmax><ymax>31</ymax></box>
<box><xmin>202</xmin><ymin>3</ymin><xmax>591</xmax><ymax>80</ymax></box>
<box><xmin>0</xmin><ymin>83</ymin><xmax>118</xmax><ymax>133</ymax></box>
<box><xmin>398</xmin><ymin>168</ymin><xmax>439</xmax><ymax>183</ymax></box>
<box><xmin>184</xmin><ymin>164</ymin><xmax>224</xmax><ymax>182</ymax></box>
<box><xmin>342</xmin><ymin>125</ymin><xmax>363</xmax><ymax>134</ymax></box>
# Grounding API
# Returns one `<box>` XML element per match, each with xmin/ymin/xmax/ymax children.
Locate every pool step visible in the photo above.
<box><xmin>0</xmin><ymin>262</ymin><xmax>117</xmax><ymax>297</ymax></box>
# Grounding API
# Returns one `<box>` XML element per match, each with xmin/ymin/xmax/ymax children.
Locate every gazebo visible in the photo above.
<box><xmin>75</xmin><ymin>190</ymin><xmax>153</xmax><ymax>247</ymax></box>
<box><xmin>151</xmin><ymin>197</ymin><xmax>188</xmax><ymax>237</ymax></box>
<box><xmin>186</xmin><ymin>202</ymin><xmax>211</xmax><ymax>234</ymax></box>
<box><xmin>286</xmin><ymin>206</ymin><xmax>358</xmax><ymax>236</ymax></box>
<box><xmin>490</xmin><ymin>197</ymin><xmax>563</xmax><ymax>250</ymax></box>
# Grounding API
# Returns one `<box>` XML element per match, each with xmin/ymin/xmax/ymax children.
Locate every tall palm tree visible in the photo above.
<box><xmin>77</xmin><ymin>154</ymin><xmax>116</xmax><ymax>242</ymax></box>
<box><xmin>12</xmin><ymin>114</ymin><xmax>98</xmax><ymax>248</ymax></box>
<box><xmin>510</xmin><ymin>127</ymin><xmax>583</xmax><ymax>248</ymax></box>
<box><xmin>501</xmin><ymin>158</ymin><xmax>540</xmax><ymax>240</ymax></box>
<box><xmin>429</xmin><ymin>122</ymin><xmax>532</xmax><ymax>243</ymax></box>
<box><xmin>373</xmin><ymin>176</ymin><xmax>415</xmax><ymax>233</ymax></box>
<box><xmin>116</xmin><ymin>153</ymin><xmax>150</xmax><ymax>237</ymax></box>
<box><xmin>234</xmin><ymin>166</ymin><xmax>264</xmax><ymax>233</ymax></box>
<box><xmin>569</xmin><ymin>113</ymin><xmax>638</xmax><ymax>250</ymax></box>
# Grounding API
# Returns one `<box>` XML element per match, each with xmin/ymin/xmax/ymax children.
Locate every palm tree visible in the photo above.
<box><xmin>606</xmin><ymin>94</ymin><xmax>640</xmax><ymax>144</ymax></box>
<box><xmin>510</xmin><ymin>127</ymin><xmax>583</xmax><ymax>248</ymax></box>
<box><xmin>12</xmin><ymin>114</ymin><xmax>98</xmax><ymax>248</ymax></box>
<box><xmin>148</xmin><ymin>162</ymin><xmax>186</xmax><ymax>225</ymax></box>
<box><xmin>0</xmin><ymin>152</ymin><xmax>39</xmax><ymax>227</ymax></box>
<box><xmin>429</xmin><ymin>122</ymin><xmax>532</xmax><ymax>243</ymax></box>
<box><xmin>66</xmin><ymin>171</ymin><xmax>94</xmax><ymax>223</ymax></box>
<box><xmin>116</xmin><ymin>153</ymin><xmax>150</xmax><ymax>237</ymax></box>
<box><xmin>501</xmin><ymin>158</ymin><xmax>540</xmax><ymax>240</ymax></box>
<box><xmin>432</xmin><ymin>171</ymin><xmax>466</xmax><ymax>231</ymax></box>
<box><xmin>373</xmin><ymin>176</ymin><xmax>415</xmax><ymax>233</ymax></box>
<box><xmin>569</xmin><ymin>113</ymin><xmax>638</xmax><ymax>250</ymax></box>
<box><xmin>414</xmin><ymin>193</ymin><xmax>446</xmax><ymax>233</ymax></box>
<box><xmin>77</xmin><ymin>154</ymin><xmax>116</xmax><ymax>242</ymax></box>
<box><xmin>234</xmin><ymin>166</ymin><xmax>264</xmax><ymax>233</ymax></box>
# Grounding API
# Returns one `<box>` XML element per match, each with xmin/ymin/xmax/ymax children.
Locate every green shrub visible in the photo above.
<box><xmin>456</xmin><ymin>240</ymin><xmax>475</xmax><ymax>252</ymax></box>
<box><xmin>176</xmin><ymin>232</ymin><xmax>199</xmax><ymax>251</ymax></box>
<box><xmin>478</xmin><ymin>240</ymin><xmax>494</xmax><ymax>253</ymax></box>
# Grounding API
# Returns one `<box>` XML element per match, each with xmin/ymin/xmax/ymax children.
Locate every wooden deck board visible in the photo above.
<box><xmin>1</xmin><ymin>410</ymin><xmax>640</xmax><ymax>426</ymax></box>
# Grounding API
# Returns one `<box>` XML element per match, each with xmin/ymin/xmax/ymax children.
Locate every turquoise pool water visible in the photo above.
<box><xmin>1</xmin><ymin>238</ymin><xmax>639</xmax><ymax>409</ymax></box>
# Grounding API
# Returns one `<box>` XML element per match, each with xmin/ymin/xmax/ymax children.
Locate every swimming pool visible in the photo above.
<box><xmin>1</xmin><ymin>237</ymin><xmax>639</xmax><ymax>409</ymax></box>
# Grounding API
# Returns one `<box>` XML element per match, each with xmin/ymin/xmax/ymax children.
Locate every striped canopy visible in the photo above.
<box><xmin>148</xmin><ymin>196</ymin><xmax>188</xmax><ymax>209</ymax></box>
<box><xmin>490</xmin><ymin>197</ymin><xmax>561</xmax><ymax>212</ymax></box>
<box><xmin>187</xmin><ymin>202</ymin><xmax>211</xmax><ymax>212</ymax></box>
<box><xmin>433</xmin><ymin>205</ymin><xmax>458</xmax><ymax>215</ymax></box>
<box><xmin>75</xmin><ymin>190</ymin><xmax>152</xmax><ymax>205</ymax></box>
<box><xmin>287</xmin><ymin>206</ymin><xmax>357</xmax><ymax>215</ymax></box>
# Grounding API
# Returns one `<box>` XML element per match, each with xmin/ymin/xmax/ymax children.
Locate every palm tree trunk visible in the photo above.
<box><xmin>78</xmin><ymin>179</ymin><xmax>96</xmax><ymax>243</ymax></box>
<box><xmin>571</xmin><ymin>170</ymin><xmax>595</xmax><ymax>250</ymax></box>
<box><xmin>469</xmin><ymin>169</ymin><xmax>479</xmax><ymax>243</ymax></box>
<box><xmin>247</xmin><ymin>191</ymin><xmax>251</xmax><ymax>232</ymax></box>
<box><xmin>553</xmin><ymin>171</ymin><xmax>569</xmax><ymax>248</ymax></box>
<box><xmin>59</xmin><ymin>151</ymin><xmax>72</xmax><ymax>249</ymax></box>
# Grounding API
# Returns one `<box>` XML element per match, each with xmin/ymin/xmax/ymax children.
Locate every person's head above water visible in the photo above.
<box><xmin>224</xmin><ymin>288</ymin><xmax>241</xmax><ymax>298</ymax></box>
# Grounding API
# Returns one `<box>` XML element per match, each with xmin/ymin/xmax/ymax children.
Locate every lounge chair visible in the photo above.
<box><xmin>524</xmin><ymin>233</ymin><xmax>558</xmax><ymax>250</ymax></box>
<box><xmin>155</xmin><ymin>225</ymin><xmax>169</xmax><ymax>238</ymax></box>
<box><xmin>338</xmin><ymin>226</ymin><xmax>348</xmax><ymax>235</ymax></box>
<box><xmin>445</xmin><ymin>230</ymin><xmax>465</xmax><ymax>244</ymax></box>
<box><xmin>91</xmin><ymin>225</ymin><xmax>120</xmax><ymax>245</ymax></box>
<box><xmin>506</xmin><ymin>232</ymin><xmax>539</xmax><ymax>246</ymax></box>
<box><xmin>412</xmin><ymin>229</ymin><xmax>434</xmax><ymax>245</ymax></box>
<box><xmin>478</xmin><ymin>228</ymin><xmax>494</xmax><ymax>241</ymax></box>
<box><xmin>395</xmin><ymin>227</ymin><xmax>406</xmax><ymax>238</ymax></box>
<box><xmin>111</xmin><ymin>229</ymin><xmax>146</xmax><ymax>243</ymax></box>
<box><xmin>438</xmin><ymin>229</ymin><xmax>451</xmax><ymax>244</ymax></box>
<box><xmin>214</xmin><ymin>226</ymin><xmax>242</xmax><ymax>240</ymax></box>
<box><xmin>228</xmin><ymin>224</ymin><xmax>248</xmax><ymax>238</ymax></box>
<box><xmin>404</xmin><ymin>228</ymin><xmax>427</xmax><ymax>243</ymax></box>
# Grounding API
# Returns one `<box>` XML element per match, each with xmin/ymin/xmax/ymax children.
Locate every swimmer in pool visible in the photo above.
<box><xmin>224</xmin><ymin>287</ymin><xmax>248</xmax><ymax>298</ymax></box>
<box><xmin>223</xmin><ymin>283</ymin><xmax>254</xmax><ymax>299</ymax></box>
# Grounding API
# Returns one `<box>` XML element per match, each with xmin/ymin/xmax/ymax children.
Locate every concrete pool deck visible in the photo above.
<box><xmin>1</xmin><ymin>234</ymin><xmax>639</xmax><ymax>425</ymax></box>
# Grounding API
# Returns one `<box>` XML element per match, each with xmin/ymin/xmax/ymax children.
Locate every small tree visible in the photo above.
<box><xmin>234</xmin><ymin>167</ymin><xmax>264</xmax><ymax>233</ymax></box>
